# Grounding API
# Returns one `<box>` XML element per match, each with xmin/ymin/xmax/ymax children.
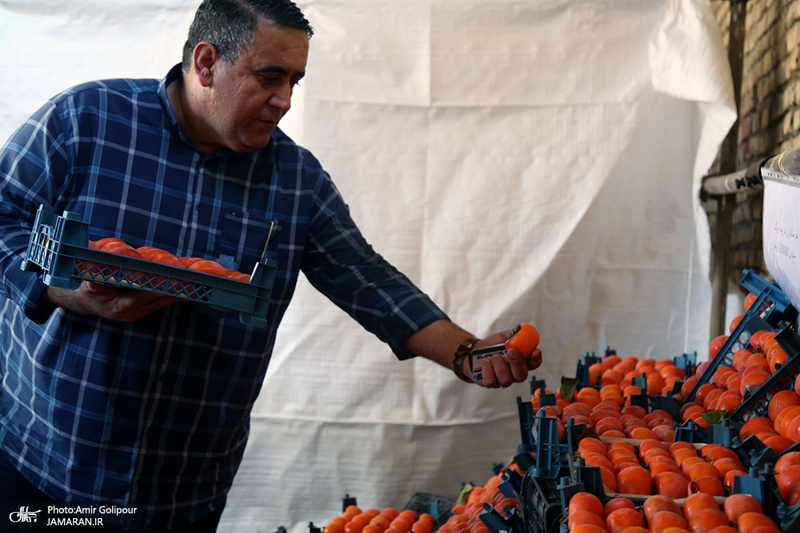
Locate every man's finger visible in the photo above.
<box><xmin>481</xmin><ymin>358</ymin><xmax>499</xmax><ymax>388</ymax></box>
<box><xmin>491</xmin><ymin>353</ymin><xmax>515</xmax><ymax>388</ymax></box>
<box><xmin>506</xmin><ymin>347</ymin><xmax>529</xmax><ymax>382</ymax></box>
<box><xmin>527</xmin><ymin>348</ymin><xmax>543</xmax><ymax>371</ymax></box>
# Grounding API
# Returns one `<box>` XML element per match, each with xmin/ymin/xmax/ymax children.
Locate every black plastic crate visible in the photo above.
<box><xmin>520</xmin><ymin>474</ymin><xmax>563</xmax><ymax>533</ymax></box>
<box><xmin>21</xmin><ymin>204</ymin><xmax>277</xmax><ymax>328</ymax></box>
<box><xmin>402</xmin><ymin>492</ymin><xmax>457</xmax><ymax>517</ymax></box>
<box><xmin>729</xmin><ymin>324</ymin><xmax>800</xmax><ymax>425</ymax></box>
<box><xmin>683</xmin><ymin>269</ymin><xmax>797</xmax><ymax>404</ymax></box>
<box><xmin>777</xmin><ymin>501</ymin><xmax>800</xmax><ymax>533</ymax></box>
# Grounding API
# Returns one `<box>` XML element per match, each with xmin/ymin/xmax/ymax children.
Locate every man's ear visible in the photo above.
<box><xmin>192</xmin><ymin>42</ymin><xmax>218</xmax><ymax>88</ymax></box>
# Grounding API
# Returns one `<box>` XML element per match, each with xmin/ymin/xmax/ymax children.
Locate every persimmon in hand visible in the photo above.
<box><xmin>504</xmin><ymin>323</ymin><xmax>540</xmax><ymax>357</ymax></box>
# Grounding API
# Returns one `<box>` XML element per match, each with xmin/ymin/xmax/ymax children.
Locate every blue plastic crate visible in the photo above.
<box><xmin>728</xmin><ymin>325</ymin><xmax>800</xmax><ymax>424</ymax></box>
<box><xmin>683</xmin><ymin>269</ymin><xmax>797</xmax><ymax>404</ymax></box>
<box><xmin>531</xmin><ymin>411</ymin><xmax>571</xmax><ymax>480</ymax></box>
<box><xmin>21</xmin><ymin>204</ymin><xmax>277</xmax><ymax>328</ymax></box>
<box><xmin>777</xmin><ymin>500</ymin><xmax>800</xmax><ymax>533</ymax></box>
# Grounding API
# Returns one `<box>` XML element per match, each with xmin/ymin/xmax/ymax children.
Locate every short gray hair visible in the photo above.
<box><xmin>182</xmin><ymin>0</ymin><xmax>313</xmax><ymax>71</ymax></box>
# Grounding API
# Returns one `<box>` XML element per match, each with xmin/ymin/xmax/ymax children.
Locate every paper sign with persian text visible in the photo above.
<box><xmin>763</xmin><ymin>168</ymin><xmax>800</xmax><ymax>311</ymax></box>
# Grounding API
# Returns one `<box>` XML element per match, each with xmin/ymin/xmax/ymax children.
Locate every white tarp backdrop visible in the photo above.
<box><xmin>0</xmin><ymin>0</ymin><xmax>735</xmax><ymax>531</ymax></box>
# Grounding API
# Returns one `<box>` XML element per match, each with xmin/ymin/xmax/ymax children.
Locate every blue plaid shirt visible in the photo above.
<box><xmin>0</xmin><ymin>65</ymin><xmax>446</xmax><ymax>529</ymax></box>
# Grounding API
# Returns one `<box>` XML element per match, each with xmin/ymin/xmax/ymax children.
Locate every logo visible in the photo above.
<box><xmin>9</xmin><ymin>506</ymin><xmax>41</xmax><ymax>523</ymax></box>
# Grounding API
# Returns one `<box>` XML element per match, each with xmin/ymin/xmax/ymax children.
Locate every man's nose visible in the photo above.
<box><xmin>269</xmin><ymin>83</ymin><xmax>292</xmax><ymax>113</ymax></box>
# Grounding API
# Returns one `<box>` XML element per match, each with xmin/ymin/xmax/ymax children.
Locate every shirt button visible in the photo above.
<box><xmin>196</xmin><ymin>203</ymin><xmax>203</xmax><ymax>211</ymax></box>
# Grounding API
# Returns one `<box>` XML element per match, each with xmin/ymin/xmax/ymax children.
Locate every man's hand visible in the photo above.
<box><xmin>470</xmin><ymin>329</ymin><xmax>543</xmax><ymax>388</ymax></box>
<box><xmin>405</xmin><ymin>319</ymin><xmax>543</xmax><ymax>389</ymax></box>
<box><xmin>45</xmin><ymin>282</ymin><xmax>178</xmax><ymax>322</ymax></box>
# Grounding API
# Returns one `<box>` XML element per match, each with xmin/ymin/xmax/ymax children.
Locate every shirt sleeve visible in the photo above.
<box><xmin>0</xmin><ymin>99</ymin><xmax>72</xmax><ymax>319</ymax></box>
<box><xmin>300</xmin><ymin>172</ymin><xmax>448</xmax><ymax>360</ymax></box>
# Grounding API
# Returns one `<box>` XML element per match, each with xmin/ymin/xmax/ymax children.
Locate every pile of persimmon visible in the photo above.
<box><xmin>431</xmin><ymin>468</ymin><xmax>522</xmax><ymax>533</ymax></box>
<box><xmin>88</xmin><ymin>237</ymin><xmax>251</xmax><ymax>282</ymax></box>
<box><xmin>730</xmin><ymin>387</ymin><xmax>800</xmax><ymax>453</ymax></box>
<box><xmin>673</xmin><ymin>291</ymin><xmax>800</xmax><ymax>453</ymax></box>
<box><xmin>582</xmin><ymin>354</ymin><xmax>687</xmax><ymax>397</ymax></box>
<box><xmin>323</xmin><ymin>507</ymin><xmax>435</xmax><ymax>533</ymax></box>
<box><xmin>566</xmin><ymin>490</ymin><xmax>780</xmax><ymax>533</ymax></box>
<box><xmin>557</xmin><ymin>386</ymin><xmax>677</xmax><ymax>442</ymax></box>
<box><xmin>321</xmin><ymin>466</ymin><xmax>523</xmax><ymax>533</ymax></box>
<box><xmin>533</xmin><ymin>353</ymin><xmax>690</xmax><ymax>444</ymax></box>
<box><xmin>530</xmin><ymin>352</ymin><xmax>706</xmax><ymax>447</ymax></box>
<box><xmin>680</xmin><ymin>324</ymin><xmax>789</xmax><ymax>419</ymax></box>
<box><xmin>575</xmin><ymin>436</ymin><xmax>744</xmax><ymax>498</ymax></box>
<box><xmin>676</xmin><ymin>286</ymin><xmax>800</xmax><ymax>453</ymax></box>
<box><xmin>774</xmin><ymin>450</ymin><xmax>800</xmax><ymax>507</ymax></box>
<box><xmin>681</xmin><ymin>289</ymin><xmax>793</xmax><ymax>406</ymax></box>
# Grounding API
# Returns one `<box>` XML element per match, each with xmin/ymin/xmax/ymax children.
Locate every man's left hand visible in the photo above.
<box><xmin>470</xmin><ymin>329</ymin><xmax>543</xmax><ymax>388</ymax></box>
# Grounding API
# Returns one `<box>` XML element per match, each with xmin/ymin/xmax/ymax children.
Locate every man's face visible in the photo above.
<box><xmin>205</xmin><ymin>20</ymin><xmax>309</xmax><ymax>153</ymax></box>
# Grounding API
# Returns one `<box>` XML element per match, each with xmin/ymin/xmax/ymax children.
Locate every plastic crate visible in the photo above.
<box><xmin>520</xmin><ymin>474</ymin><xmax>563</xmax><ymax>533</ymax></box>
<box><xmin>402</xmin><ymin>492</ymin><xmax>457</xmax><ymax>517</ymax></box>
<box><xmin>734</xmin><ymin>434</ymin><xmax>780</xmax><ymax>470</ymax></box>
<box><xmin>574</xmin><ymin>351</ymin><xmax>606</xmax><ymax>388</ymax></box>
<box><xmin>529</xmin><ymin>410</ymin><xmax>571</xmax><ymax>480</ymax></box>
<box><xmin>21</xmin><ymin>204</ymin><xmax>277</xmax><ymax>328</ymax></box>
<box><xmin>478</xmin><ymin>502</ymin><xmax>524</xmax><ymax>533</ymax></box>
<box><xmin>729</xmin><ymin>324</ymin><xmax>800</xmax><ymax>425</ymax></box>
<box><xmin>777</xmin><ymin>501</ymin><xmax>800</xmax><ymax>533</ymax></box>
<box><xmin>736</xmin><ymin>465</ymin><xmax>785</xmax><ymax>527</ymax></box>
<box><xmin>517</xmin><ymin>396</ymin><xmax>537</xmax><ymax>454</ymax></box>
<box><xmin>683</xmin><ymin>269</ymin><xmax>797</xmax><ymax>404</ymax></box>
<box><xmin>673</xmin><ymin>351</ymin><xmax>698</xmax><ymax>376</ymax></box>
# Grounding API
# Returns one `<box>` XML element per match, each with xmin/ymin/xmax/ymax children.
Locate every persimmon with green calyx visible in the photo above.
<box><xmin>505</xmin><ymin>323</ymin><xmax>540</xmax><ymax>357</ymax></box>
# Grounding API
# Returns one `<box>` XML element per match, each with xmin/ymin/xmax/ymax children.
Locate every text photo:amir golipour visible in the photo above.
<box><xmin>3</xmin><ymin>501</ymin><xmax>141</xmax><ymax>531</ymax></box>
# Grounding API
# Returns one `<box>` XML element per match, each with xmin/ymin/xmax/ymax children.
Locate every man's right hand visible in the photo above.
<box><xmin>46</xmin><ymin>282</ymin><xmax>178</xmax><ymax>322</ymax></box>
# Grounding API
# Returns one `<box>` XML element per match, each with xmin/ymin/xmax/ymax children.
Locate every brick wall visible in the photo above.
<box><xmin>706</xmin><ymin>0</ymin><xmax>800</xmax><ymax>286</ymax></box>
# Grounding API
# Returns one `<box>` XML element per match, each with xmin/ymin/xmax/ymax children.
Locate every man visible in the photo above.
<box><xmin>0</xmin><ymin>0</ymin><xmax>542</xmax><ymax>531</ymax></box>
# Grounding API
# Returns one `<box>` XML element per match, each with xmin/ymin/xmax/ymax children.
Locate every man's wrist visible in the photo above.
<box><xmin>453</xmin><ymin>336</ymin><xmax>480</xmax><ymax>383</ymax></box>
